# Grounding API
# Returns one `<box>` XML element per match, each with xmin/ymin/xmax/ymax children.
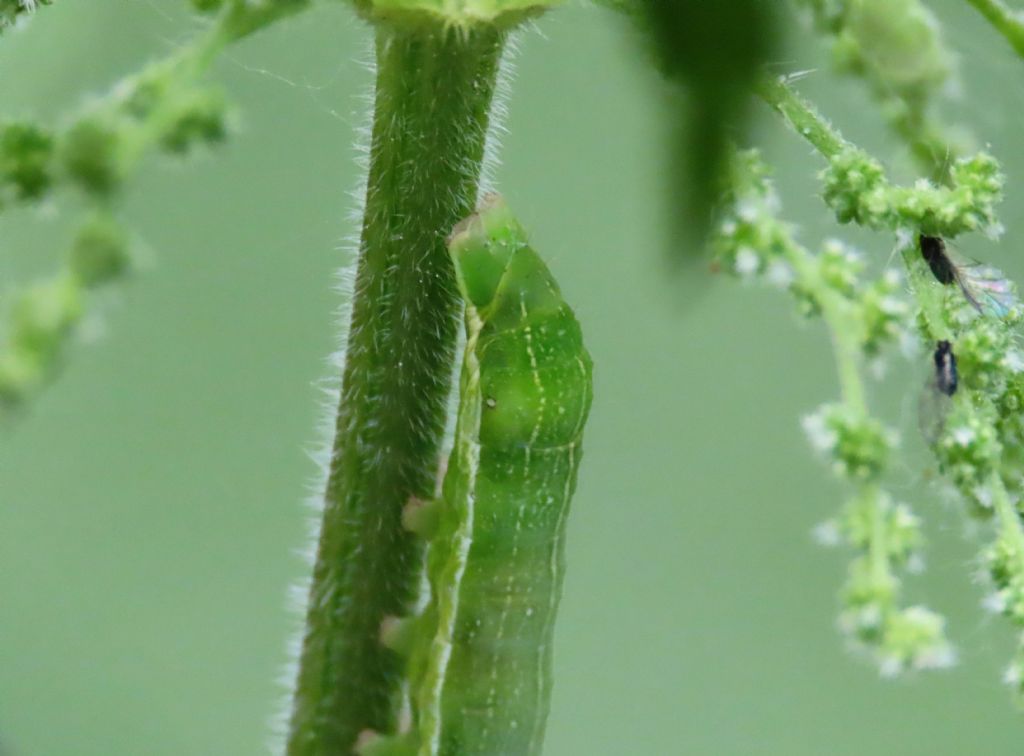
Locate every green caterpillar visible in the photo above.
<box><xmin>362</xmin><ymin>195</ymin><xmax>593</xmax><ymax>756</ymax></box>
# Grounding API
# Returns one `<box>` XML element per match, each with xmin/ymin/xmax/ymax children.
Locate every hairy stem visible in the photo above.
<box><xmin>899</xmin><ymin>246</ymin><xmax>954</xmax><ymax>341</ymax></box>
<box><xmin>756</xmin><ymin>76</ymin><xmax>846</xmax><ymax>160</ymax></box>
<box><xmin>784</xmin><ymin>246</ymin><xmax>867</xmax><ymax>415</ymax></box>
<box><xmin>965</xmin><ymin>0</ymin><xmax>1024</xmax><ymax>58</ymax></box>
<box><xmin>820</xmin><ymin>290</ymin><xmax>867</xmax><ymax>416</ymax></box>
<box><xmin>287</xmin><ymin>23</ymin><xmax>507</xmax><ymax>754</ymax></box>
<box><xmin>865</xmin><ymin>483</ymin><xmax>889</xmax><ymax>585</ymax></box>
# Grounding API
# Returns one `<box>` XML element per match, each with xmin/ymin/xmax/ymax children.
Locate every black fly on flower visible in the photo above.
<box><xmin>918</xmin><ymin>235</ymin><xmax>1016</xmax><ymax>318</ymax></box>
<box><xmin>919</xmin><ymin>340</ymin><xmax>959</xmax><ymax>445</ymax></box>
<box><xmin>933</xmin><ymin>340</ymin><xmax>958</xmax><ymax>397</ymax></box>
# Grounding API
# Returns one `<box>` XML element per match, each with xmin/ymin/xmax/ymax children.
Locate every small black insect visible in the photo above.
<box><xmin>917</xmin><ymin>234</ymin><xmax>1015</xmax><ymax>317</ymax></box>
<box><xmin>919</xmin><ymin>234</ymin><xmax>956</xmax><ymax>285</ymax></box>
<box><xmin>933</xmin><ymin>340</ymin><xmax>958</xmax><ymax>397</ymax></box>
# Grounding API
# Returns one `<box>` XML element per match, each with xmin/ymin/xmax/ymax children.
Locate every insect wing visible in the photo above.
<box><xmin>918</xmin><ymin>372</ymin><xmax>953</xmax><ymax>446</ymax></box>
<box><xmin>953</xmin><ymin>263</ymin><xmax>1016</xmax><ymax>319</ymax></box>
<box><xmin>918</xmin><ymin>235</ymin><xmax>1016</xmax><ymax>318</ymax></box>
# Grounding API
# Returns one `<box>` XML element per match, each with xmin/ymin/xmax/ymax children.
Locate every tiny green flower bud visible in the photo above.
<box><xmin>879</xmin><ymin>606</ymin><xmax>955</xmax><ymax>675</ymax></box>
<box><xmin>956</xmin><ymin>317</ymin><xmax>1015</xmax><ymax>395</ymax></box>
<box><xmin>803</xmin><ymin>403</ymin><xmax>896</xmax><ymax>481</ymax></box>
<box><xmin>985</xmin><ymin>535</ymin><xmax>1024</xmax><ymax>625</ymax></box>
<box><xmin>949</xmin><ymin>152</ymin><xmax>1003</xmax><ymax>231</ymax></box>
<box><xmin>821</xmin><ymin>147</ymin><xmax>886</xmax><ymax>226</ymax></box>
<box><xmin>10</xmin><ymin>275</ymin><xmax>83</xmax><ymax>358</ymax></box>
<box><xmin>0</xmin><ymin>0</ymin><xmax>51</xmax><ymax>29</ymax></box>
<box><xmin>934</xmin><ymin>401</ymin><xmax>1001</xmax><ymax>501</ymax></box>
<box><xmin>1003</xmin><ymin>639</ymin><xmax>1024</xmax><ymax>702</ymax></box>
<box><xmin>842</xmin><ymin>492</ymin><xmax>923</xmax><ymax>567</ymax></box>
<box><xmin>860</xmin><ymin>270</ymin><xmax>910</xmax><ymax>356</ymax></box>
<box><xmin>61</xmin><ymin>117</ymin><xmax>123</xmax><ymax>196</ymax></box>
<box><xmin>160</xmin><ymin>87</ymin><xmax>228</xmax><ymax>154</ymax></box>
<box><xmin>0</xmin><ymin>346</ymin><xmax>44</xmax><ymax>407</ymax></box>
<box><xmin>69</xmin><ymin>215</ymin><xmax>131</xmax><ymax>288</ymax></box>
<box><xmin>0</xmin><ymin>122</ymin><xmax>54</xmax><ymax>200</ymax></box>
<box><xmin>123</xmin><ymin>72</ymin><xmax>172</xmax><ymax>122</ymax></box>
<box><xmin>841</xmin><ymin>556</ymin><xmax>896</xmax><ymax>644</ymax></box>
<box><xmin>886</xmin><ymin>503</ymin><xmax>924</xmax><ymax>565</ymax></box>
<box><xmin>818</xmin><ymin>239</ymin><xmax>863</xmax><ymax>297</ymax></box>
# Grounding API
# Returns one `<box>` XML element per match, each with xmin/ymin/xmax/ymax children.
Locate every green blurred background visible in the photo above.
<box><xmin>3</xmin><ymin>1</ymin><xmax>1024</xmax><ymax>753</ymax></box>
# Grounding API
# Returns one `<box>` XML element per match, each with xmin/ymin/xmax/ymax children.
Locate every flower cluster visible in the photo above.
<box><xmin>932</xmin><ymin>400</ymin><xmax>1001</xmax><ymax>506</ymax></box>
<box><xmin>985</xmin><ymin>528</ymin><xmax>1024</xmax><ymax>702</ymax></box>
<box><xmin>715</xmin><ymin>151</ymin><xmax>911</xmax><ymax>359</ymax></box>
<box><xmin>0</xmin><ymin>0</ymin><xmax>52</xmax><ymax>32</ymax></box>
<box><xmin>0</xmin><ymin>122</ymin><xmax>53</xmax><ymax>205</ymax></box>
<box><xmin>803</xmin><ymin>404</ymin><xmax>896</xmax><ymax>482</ymax></box>
<box><xmin>813</xmin><ymin>487</ymin><xmax>954</xmax><ymax>676</ymax></box>
<box><xmin>759</xmin><ymin>64</ymin><xmax>1024</xmax><ymax>703</ymax></box>
<box><xmin>860</xmin><ymin>270</ymin><xmax>911</xmax><ymax>356</ymax></box>
<box><xmin>0</xmin><ymin>214</ymin><xmax>130</xmax><ymax>409</ymax></box>
<box><xmin>822</xmin><ymin>147</ymin><xmax>1003</xmax><ymax>236</ymax></box>
<box><xmin>912</xmin><ymin>278</ymin><xmax>1024</xmax><ymax>697</ymax></box>
<box><xmin>63</xmin><ymin>56</ymin><xmax>230</xmax><ymax>198</ymax></box>
<box><xmin>0</xmin><ymin>4</ymin><xmax>266</xmax><ymax>418</ymax></box>
<box><xmin>716</xmin><ymin>149</ymin><xmax>950</xmax><ymax>674</ymax></box>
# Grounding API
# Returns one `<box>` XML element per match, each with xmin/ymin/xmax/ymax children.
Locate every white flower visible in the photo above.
<box><xmin>765</xmin><ymin>260</ymin><xmax>795</xmax><ymax>289</ymax></box>
<box><xmin>882</xmin><ymin>268</ymin><xmax>904</xmax><ymax>287</ymax></box>
<box><xmin>972</xmin><ymin>485</ymin><xmax>994</xmax><ymax>509</ymax></box>
<box><xmin>899</xmin><ymin>329</ymin><xmax>921</xmax><ymax>359</ymax></box>
<box><xmin>1003</xmin><ymin>350</ymin><xmax>1024</xmax><ymax>374</ymax></box>
<box><xmin>951</xmin><ymin>426</ymin><xmax>976</xmax><ymax>446</ymax></box>
<box><xmin>982</xmin><ymin>591</ymin><xmax>1007</xmax><ymax>614</ymax></box>
<box><xmin>734</xmin><ymin>247</ymin><xmax>760</xmax><ymax>278</ymax></box>
<box><xmin>914</xmin><ymin>643</ymin><xmax>957</xmax><ymax>671</ymax></box>
<box><xmin>812</xmin><ymin>520</ymin><xmax>841</xmax><ymax>547</ymax></box>
<box><xmin>894</xmin><ymin>227</ymin><xmax>914</xmax><ymax>250</ymax></box>
<box><xmin>906</xmin><ymin>554</ymin><xmax>925</xmax><ymax>574</ymax></box>
<box><xmin>879</xmin><ymin>655</ymin><xmax>903</xmax><ymax>679</ymax></box>
<box><xmin>985</xmin><ymin>222</ymin><xmax>1006</xmax><ymax>241</ymax></box>
<box><xmin>858</xmin><ymin>603</ymin><xmax>883</xmax><ymax>630</ymax></box>
<box><xmin>802</xmin><ymin>410</ymin><xmax>836</xmax><ymax>454</ymax></box>
<box><xmin>736</xmin><ymin>199</ymin><xmax>759</xmax><ymax>223</ymax></box>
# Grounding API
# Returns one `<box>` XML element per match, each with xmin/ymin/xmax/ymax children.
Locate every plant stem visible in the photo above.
<box><xmin>783</xmin><ymin>247</ymin><xmax>867</xmax><ymax>415</ymax></box>
<box><xmin>222</xmin><ymin>0</ymin><xmax>310</xmax><ymax>42</ymax></box>
<box><xmin>287</xmin><ymin>23</ymin><xmax>507</xmax><ymax>754</ymax></box>
<box><xmin>991</xmin><ymin>471</ymin><xmax>1024</xmax><ymax>553</ymax></box>
<box><xmin>899</xmin><ymin>246</ymin><xmax>954</xmax><ymax>341</ymax></box>
<box><xmin>821</xmin><ymin>291</ymin><xmax>867</xmax><ymax>417</ymax></box>
<box><xmin>864</xmin><ymin>483</ymin><xmax>890</xmax><ymax>586</ymax></box>
<box><xmin>756</xmin><ymin>76</ymin><xmax>846</xmax><ymax>160</ymax></box>
<box><xmin>965</xmin><ymin>0</ymin><xmax>1024</xmax><ymax>58</ymax></box>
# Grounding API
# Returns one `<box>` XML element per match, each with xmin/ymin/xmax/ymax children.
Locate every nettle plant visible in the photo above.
<box><xmin>8</xmin><ymin>0</ymin><xmax>1024</xmax><ymax>753</ymax></box>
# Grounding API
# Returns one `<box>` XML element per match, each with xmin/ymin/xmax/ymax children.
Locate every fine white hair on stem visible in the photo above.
<box><xmin>268</xmin><ymin>34</ymin><xmax>377</xmax><ymax>755</ymax></box>
<box><xmin>440</xmin><ymin>30</ymin><xmax>521</xmax><ymax>446</ymax></box>
<box><xmin>477</xmin><ymin>28</ymin><xmax>520</xmax><ymax>200</ymax></box>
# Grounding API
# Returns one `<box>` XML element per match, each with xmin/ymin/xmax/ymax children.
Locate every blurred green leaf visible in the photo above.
<box><xmin>636</xmin><ymin>0</ymin><xmax>780</xmax><ymax>266</ymax></box>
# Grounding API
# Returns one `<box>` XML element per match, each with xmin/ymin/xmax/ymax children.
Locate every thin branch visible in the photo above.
<box><xmin>965</xmin><ymin>0</ymin><xmax>1024</xmax><ymax>58</ymax></box>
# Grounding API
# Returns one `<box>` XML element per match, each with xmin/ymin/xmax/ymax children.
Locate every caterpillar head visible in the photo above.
<box><xmin>448</xmin><ymin>193</ymin><xmax>526</xmax><ymax>309</ymax></box>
